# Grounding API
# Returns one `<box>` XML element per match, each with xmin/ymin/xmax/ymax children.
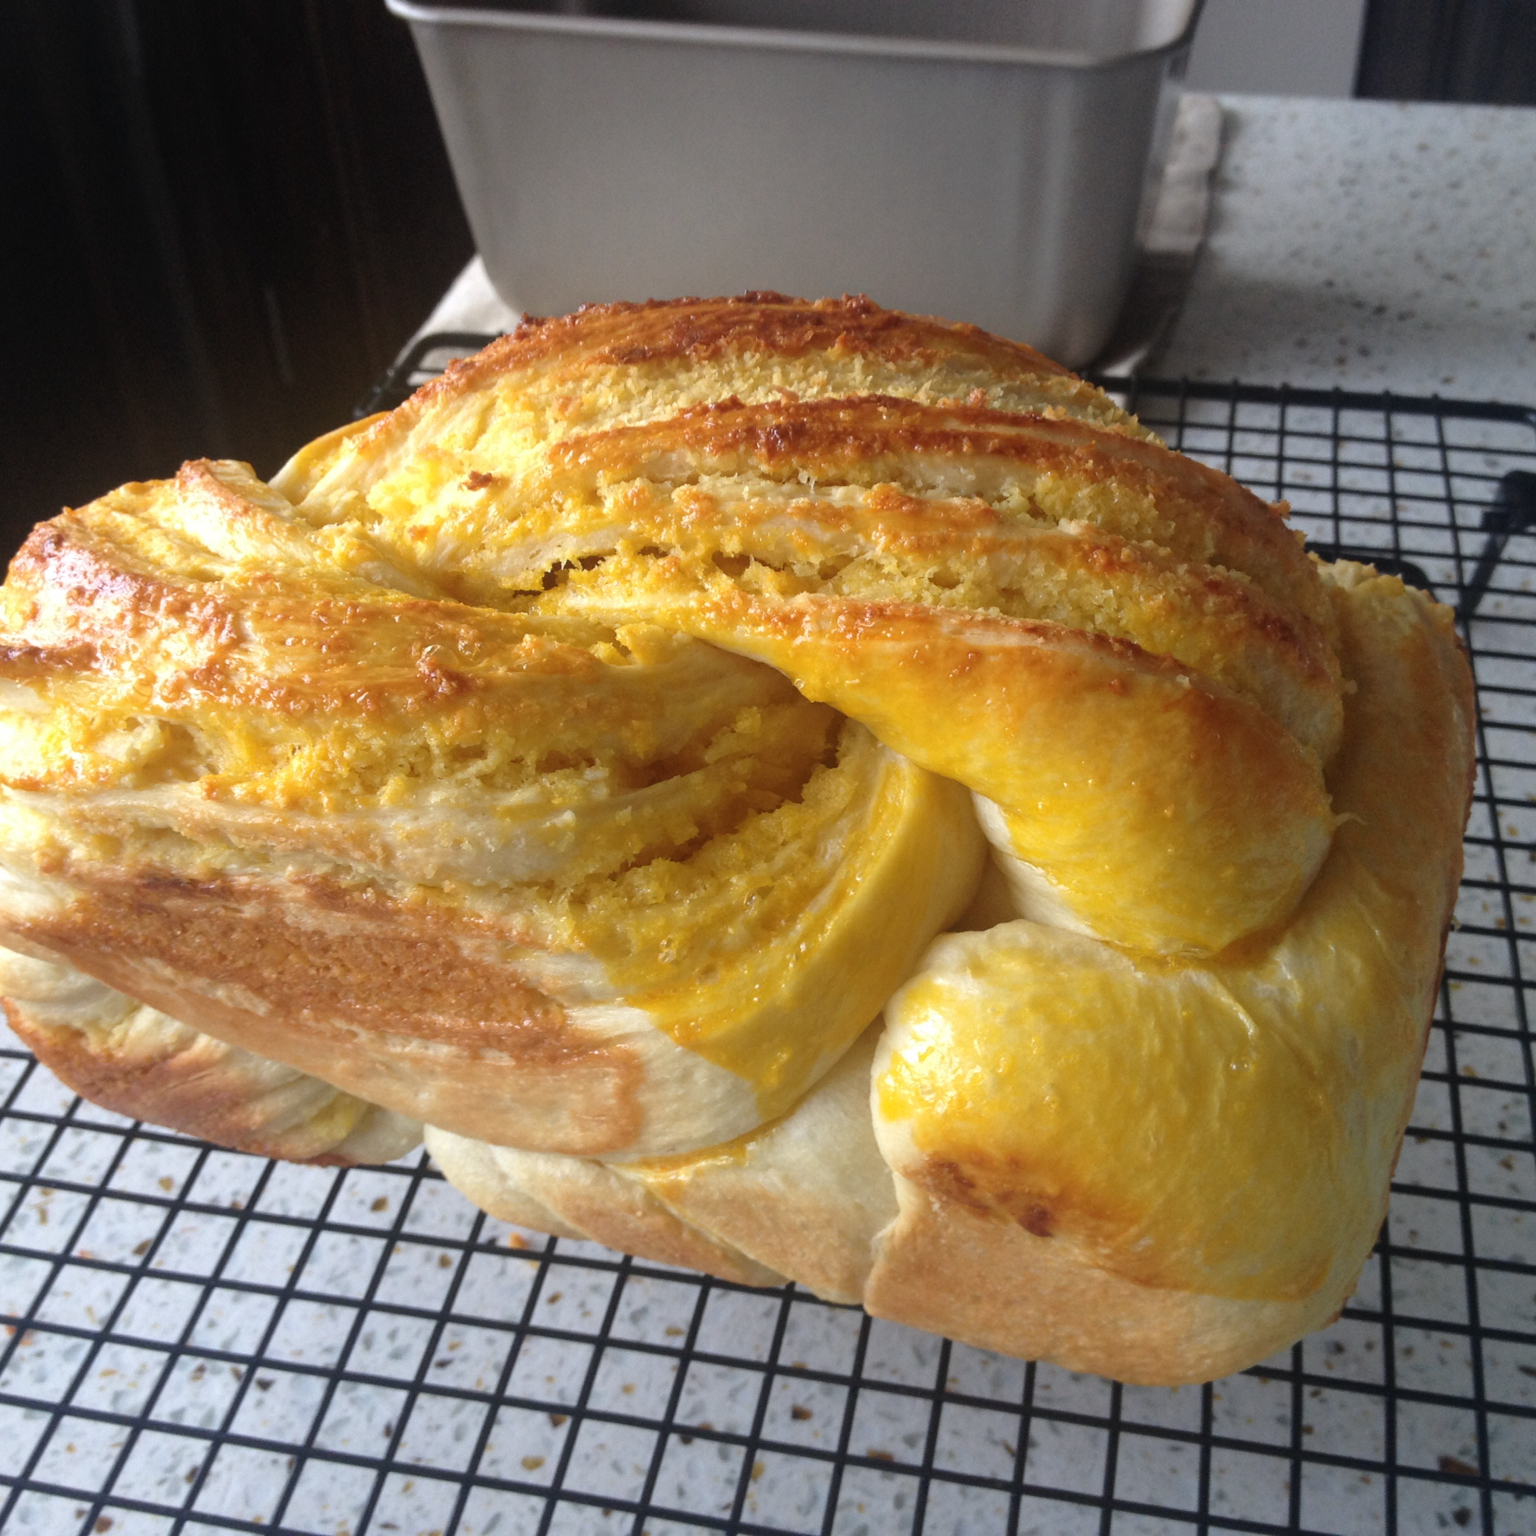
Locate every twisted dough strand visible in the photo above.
<box><xmin>276</xmin><ymin>295</ymin><xmax>1344</xmax><ymax>954</ymax></box>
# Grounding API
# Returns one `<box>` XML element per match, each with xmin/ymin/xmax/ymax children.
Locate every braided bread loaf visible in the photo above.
<box><xmin>0</xmin><ymin>296</ymin><xmax>1473</xmax><ymax>1382</ymax></box>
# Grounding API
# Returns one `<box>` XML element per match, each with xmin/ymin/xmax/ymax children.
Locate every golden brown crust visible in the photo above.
<box><xmin>23</xmin><ymin>873</ymin><xmax>571</xmax><ymax>1052</ymax></box>
<box><xmin>0</xmin><ymin>947</ymin><xmax>419</xmax><ymax>1166</ymax></box>
<box><xmin>626</xmin><ymin>589</ymin><xmax>1336</xmax><ymax>956</ymax></box>
<box><xmin>534</xmin><ymin>418</ymin><xmax>1341</xmax><ymax>760</ymax></box>
<box><xmin>416</xmin><ymin>292</ymin><xmax>1075</xmax><ymax>407</ymax></box>
<box><xmin>1</xmin><ymin>875</ymin><xmax>651</xmax><ymax>1156</ymax></box>
<box><xmin>5</xmin><ymin>1003</ymin><xmax>395</xmax><ymax>1167</ymax></box>
<box><xmin>545</xmin><ymin>392</ymin><xmax>1316</xmax><ymax>617</ymax></box>
<box><xmin>271</xmin><ymin>294</ymin><xmax>1146</xmax><ymax>508</ymax></box>
<box><xmin>861</xmin><ymin>1178</ymin><xmax>1335</xmax><ymax>1387</ymax></box>
<box><xmin>0</xmin><ymin>445</ymin><xmax>978</xmax><ymax>1158</ymax></box>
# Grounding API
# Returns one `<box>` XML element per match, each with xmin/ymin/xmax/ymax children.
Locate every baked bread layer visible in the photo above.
<box><xmin>864</xmin><ymin>564</ymin><xmax>1473</xmax><ymax>1378</ymax></box>
<box><xmin>426</xmin><ymin>1126</ymin><xmax>786</xmax><ymax>1289</ymax></box>
<box><xmin>266</xmin><ymin>298</ymin><xmax>1342</xmax><ymax>955</ymax></box>
<box><xmin>0</xmin><ymin>766</ymin><xmax>978</xmax><ymax>1158</ymax></box>
<box><xmin>0</xmin><ymin>943</ymin><xmax>420</xmax><ymax>1165</ymax></box>
<box><xmin>559</xmin><ymin>588</ymin><xmax>1336</xmax><ymax>956</ymax></box>
<box><xmin>422</xmin><ymin>565</ymin><xmax>1473</xmax><ymax>1383</ymax></box>
<box><xmin>273</xmin><ymin>293</ymin><xmax>1143</xmax><ymax>514</ymax></box>
<box><xmin>428</xmin><ymin>1022</ymin><xmax>895</xmax><ymax>1304</ymax></box>
<box><xmin>0</xmin><ymin>454</ymin><xmax>982</xmax><ymax>1156</ymax></box>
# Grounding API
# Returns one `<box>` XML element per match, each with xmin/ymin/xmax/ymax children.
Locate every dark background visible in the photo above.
<box><xmin>0</xmin><ymin>0</ymin><xmax>474</xmax><ymax>561</ymax></box>
<box><xmin>2</xmin><ymin>0</ymin><xmax>1533</xmax><ymax>566</ymax></box>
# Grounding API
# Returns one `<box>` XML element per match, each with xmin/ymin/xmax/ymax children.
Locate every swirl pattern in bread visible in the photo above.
<box><xmin>0</xmin><ymin>295</ymin><xmax>1473</xmax><ymax>1382</ymax></box>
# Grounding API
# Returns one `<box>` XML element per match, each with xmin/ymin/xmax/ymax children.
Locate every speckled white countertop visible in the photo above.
<box><xmin>1156</xmin><ymin>95</ymin><xmax>1536</xmax><ymax>402</ymax></box>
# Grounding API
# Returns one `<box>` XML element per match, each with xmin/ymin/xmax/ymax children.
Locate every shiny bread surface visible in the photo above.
<box><xmin>425</xmin><ymin>565</ymin><xmax>1474</xmax><ymax>1383</ymax></box>
<box><xmin>0</xmin><ymin>296</ymin><xmax>1474</xmax><ymax>1381</ymax></box>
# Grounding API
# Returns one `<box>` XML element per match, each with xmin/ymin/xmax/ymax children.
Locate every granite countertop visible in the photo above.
<box><xmin>1155</xmin><ymin>95</ymin><xmax>1536</xmax><ymax>402</ymax></box>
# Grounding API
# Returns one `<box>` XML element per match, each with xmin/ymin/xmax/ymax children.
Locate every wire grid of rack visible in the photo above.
<box><xmin>2</xmin><ymin>351</ymin><xmax>1535</xmax><ymax>1536</ymax></box>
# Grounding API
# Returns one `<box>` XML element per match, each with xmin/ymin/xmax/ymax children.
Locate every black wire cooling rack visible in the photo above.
<box><xmin>3</xmin><ymin>345</ymin><xmax>1535</xmax><ymax>1536</ymax></box>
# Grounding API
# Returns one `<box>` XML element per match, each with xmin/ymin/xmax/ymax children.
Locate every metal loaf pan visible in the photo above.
<box><xmin>387</xmin><ymin>0</ymin><xmax>1203</xmax><ymax>365</ymax></box>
